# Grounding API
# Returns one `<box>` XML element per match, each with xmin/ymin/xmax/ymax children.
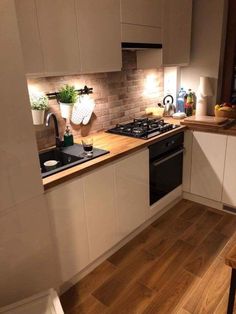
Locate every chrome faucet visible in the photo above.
<box><xmin>45</xmin><ymin>113</ymin><xmax>63</xmax><ymax>148</ymax></box>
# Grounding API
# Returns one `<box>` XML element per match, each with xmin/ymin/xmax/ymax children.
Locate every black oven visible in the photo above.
<box><xmin>149</xmin><ymin>132</ymin><xmax>184</xmax><ymax>205</ymax></box>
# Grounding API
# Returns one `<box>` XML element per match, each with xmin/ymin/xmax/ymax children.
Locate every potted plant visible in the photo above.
<box><xmin>30</xmin><ymin>92</ymin><xmax>49</xmax><ymax>125</ymax></box>
<box><xmin>58</xmin><ymin>84</ymin><xmax>78</xmax><ymax>119</ymax></box>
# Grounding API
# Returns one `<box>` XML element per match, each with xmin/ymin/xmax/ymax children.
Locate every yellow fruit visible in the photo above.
<box><xmin>215</xmin><ymin>104</ymin><xmax>221</xmax><ymax>110</ymax></box>
<box><xmin>219</xmin><ymin>106</ymin><xmax>233</xmax><ymax>111</ymax></box>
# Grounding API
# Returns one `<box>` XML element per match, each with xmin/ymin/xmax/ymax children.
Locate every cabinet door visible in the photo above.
<box><xmin>46</xmin><ymin>178</ymin><xmax>90</xmax><ymax>283</ymax></box>
<box><xmin>120</xmin><ymin>0</ymin><xmax>162</xmax><ymax>28</ymax></box>
<box><xmin>115</xmin><ymin>150</ymin><xmax>149</xmax><ymax>239</ymax></box>
<box><xmin>35</xmin><ymin>0</ymin><xmax>80</xmax><ymax>75</ymax></box>
<box><xmin>76</xmin><ymin>0</ymin><xmax>121</xmax><ymax>73</ymax></box>
<box><xmin>83</xmin><ymin>164</ymin><xmax>118</xmax><ymax>261</ymax></box>
<box><xmin>15</xmin><ymin>0</ymin><xmax>45</xmax><ymax>75</ymax></box>
<box><xmin>191</xmin><ymin>131</ymin><xmax>227</xmax><ymax>201</ymax></box>
<box><xmin>162</xmin><ymin>0</ymin><xmax>192</xmax><ymax>65</ymax></box>
<box><xmin>183</xmin><ymin>130</ymin><xmax>193</xmax><ymax>192</ymax></box>
<box><xmin>222</xmin><ymin>136</ymin><xmax>236</xmax><ymax>206</ymax></box>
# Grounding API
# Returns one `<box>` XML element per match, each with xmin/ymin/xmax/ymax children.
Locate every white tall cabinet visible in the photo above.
<box><xmin>222</xmin><ymin>136</ymin><xmax>236</xmax><ymax>207</ymax></box>
<box><xmin>190</xmin><ymin>131</ymin><xmax>227</xmax><ymax>202</ymax></box>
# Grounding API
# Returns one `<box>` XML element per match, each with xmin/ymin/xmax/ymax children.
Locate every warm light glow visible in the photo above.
<box><xmin>28</xmin><ymin>84</ymin><xmax>44</xmax><ymax>98</ymax></box>
<box><xmin>143</xmin><ymin>73</ymin><xmax>158</xmax><ymax>98</ymax></box>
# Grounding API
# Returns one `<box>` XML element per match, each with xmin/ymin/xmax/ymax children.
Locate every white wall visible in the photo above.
<box><xmin>0</xmin><ymin>1</ymin><xmax>58</xmax><ymax>306</ymax></box>
<box><xmin>180</xmin><ymin>0</ymin><xmax>227</xmax><ymax>113</ymax></box>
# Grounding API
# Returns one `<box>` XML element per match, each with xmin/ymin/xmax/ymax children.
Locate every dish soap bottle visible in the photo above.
<box><xmin>176</xmin><ymin>88</ymin><xmax>186</xmax><ymax>113</ymax></box>
<box><xmin>64</xmin><ymin>125</ymin><xmax>74</xmax><ymax>147</ymax></box>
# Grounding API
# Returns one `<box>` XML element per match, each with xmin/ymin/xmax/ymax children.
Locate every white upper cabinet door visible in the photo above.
<box><xmin>83</xmin><ymin>164</ymin><xmax>118</xmax><ymax>261</ymax></box>
<box><xmin>15</xmin><ymin>0</ymin><xmax>45</xmax><ymax>75</ymax></box>
<box><xmin>120</xmin><ymin>0</ymin><xmax>162</xmax><ymax>44</ymax></box>
<box><xmin>190</xmin><ymin>131</ymin><xmax>227</xmax><ymax>202</ymax></box>
<box><xmin>115</xmin><ymin>150</ymin><xmax>149</xmax><ymax>239</ymax></box>
<box><xmin>120</xmin><ymin>0</ymin><xmax>162</xmax><ymax>28</ymax></box>
<box><xmin>46</xmin><ymin>178</ymin><xmax>90</xmax><ymax>283</ymax></box>
<box><xmin>162</xmin><ymin>0</ymin><xmax>192</xmax><ymax>65</ymax></box>
<box><xmin>35</xmin><ymin>0</ymin><xmax>80</xmax><ymax>75</ymax></box>
<box><xmin>222</xmin><ymin>136</ymin><xmax>236</xmax><ymax>207</ymax></box>
<box><xmin>76</xmin><ymin>0</ymin><xmax>122</xmax><ymax>73</ymax></box>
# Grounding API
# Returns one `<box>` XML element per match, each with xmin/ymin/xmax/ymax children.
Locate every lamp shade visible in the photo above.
<box><xmin>199</xmin><ymin>76</ymin><xmax>213</xmax><ymax>97</ymax></box>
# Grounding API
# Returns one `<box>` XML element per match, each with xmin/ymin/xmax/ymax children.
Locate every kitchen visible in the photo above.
<box><xmin>1</xmin><ymin>0</ymin><xmax>236</xmax><ymax>313</ymax></box>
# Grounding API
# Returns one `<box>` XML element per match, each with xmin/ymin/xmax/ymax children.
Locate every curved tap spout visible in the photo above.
<box><xmin>45</xmin><ymin>113</ymin><xmax>63</xmax><ymax>148</ymax></box>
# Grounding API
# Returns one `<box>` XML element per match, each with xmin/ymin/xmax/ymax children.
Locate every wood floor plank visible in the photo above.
<box><xmin>139</xmin><ymin>240</ymin><xmax>194</xmax><ymax>291</ymax></box>
<box><xmin>67</xmin><ymin>295</ymin><xmax>107</xmax><ymax>314</ymax></box>
<box><xmin>105</xmin><ymin>281</ymin><xmax>155</xmax><ymax>314</ymax></box>
<box><xmin>181</xmin><ymin>210</ymin><xmax>223</xmax><ymax>246</ymax></box>
<box><xmin>92</xmin><ymin>250</ymin><xmax>155</xmax><ymax>306</ymax></box>
<box><xmin>179</xmin><ymin>202</ymin><xmax>207</xmax><ymax>223</ymax></box>
<box><xmin>142</xmin><ymin>269</ymin><xmax>196</xmax><ymax>314</ymax></box>
<box><xmin>144</xmin><ymin>217</ymin><xmax>192</xmax><ymax>258</ymax></box>
<box><xmin>61</xmin><ymin>200</ymin><xmax>236</xmax><ymax>314</ymax></box>
<box><xmin>183</xmin><ymin>257</ymin><xmax>231</xmax><ymax>313</ymax></box>
<box><xmin>60</xmin><ymin>260</ymin><xmax>116</xmax><ymax>311</ymax></box>
<box><xmin>184</xmin><ymin>230</ymin><xmax>228</xmax><ymax>277</ymax></box>
<box><xmin>151</xmin><ymin>199</ymin><xmax>193</xmax><ymax>230</ymax></box>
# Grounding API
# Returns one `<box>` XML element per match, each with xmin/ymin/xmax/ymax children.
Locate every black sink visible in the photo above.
<box><xmin>38</xmin><ymin>144</ymin><xmax>109</xmax><ymax>178</ymax></box>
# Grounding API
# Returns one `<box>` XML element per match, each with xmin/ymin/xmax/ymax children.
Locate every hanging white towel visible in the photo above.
<box><xmin>71</xmin><ymin>95</ymin><xmax>95</xmax><ymax>125</ymax></box>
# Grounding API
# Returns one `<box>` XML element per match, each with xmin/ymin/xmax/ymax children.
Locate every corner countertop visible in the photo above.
<box><xmin>43</xmin><ymin>118</ymin><xmax>185</xmax><ymax>190</ymax></box>
<box><xmin>180</xmin><ymin>116</ymin><xmax>236</xmax><ymax>136</ymax></box>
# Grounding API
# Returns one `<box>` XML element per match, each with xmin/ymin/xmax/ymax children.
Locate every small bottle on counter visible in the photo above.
<box><xmin>185</xmin><ymin>89</ymin><xmax>195</xmax><ymax>116</ymax></box>
<box><xmin>176</xmin><ymin>88</ymin><xmax>186</xmax><ymax>113</ymax></box>
<box><xmin>64</xmin><ymin>125</ymin><xmax>74</xmax><ymax>147</ymax></box>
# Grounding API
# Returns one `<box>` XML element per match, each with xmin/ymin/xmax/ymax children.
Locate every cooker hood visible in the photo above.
<box><xmin>122</xmin><ymin>42</ymin><xmax>162</xmax><ymax>50</ymax></box>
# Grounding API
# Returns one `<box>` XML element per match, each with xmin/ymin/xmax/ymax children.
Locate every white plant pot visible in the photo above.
<box><xmin>59</xmin><ymin>102</ymin><xmax>74</xmax><ymax>119</ymax></box>
<box><xmin>31</xmin><ymin>109</ymin><xmax>45</xmax><ymax>125</ymax></box>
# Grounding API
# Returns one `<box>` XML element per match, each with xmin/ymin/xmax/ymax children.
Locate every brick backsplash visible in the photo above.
<box><xmin>28</xmin><ymin>51</ymin><xmax>164</xmax><ymax>150</ymax></box>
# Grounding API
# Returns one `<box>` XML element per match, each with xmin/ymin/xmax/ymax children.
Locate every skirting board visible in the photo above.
<box><xmin>183</xmin><ymin>191</ymin><xmax>223</xmax><ymax>210</ymax></box>
<box><xmin>58</xmin><ymin>194</ymin><xmax>182</xmax><ymax>295</ymax></box>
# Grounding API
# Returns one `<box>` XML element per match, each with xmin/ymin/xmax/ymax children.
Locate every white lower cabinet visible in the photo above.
<box><xmin>46</xmin><ymin>178</ymin><xmax>90</xmax><ymax>283</ymax></box>
<box><xmin>190</xmin><ymin>131</ymin><xmax>227</xmax><ymax>201</ymax></box>
<box><xmin>115</xmin><ymin>150</ymin><xmax>149</xmax><ymax>239</ymax></box>
<box><xmin>182</xmin><ymin>130</ymin><xmax>193</xmax><ymax>192</ymax></box>
<box><xmin>46</xmin><ymin>148</ymin><xmax>149</xmax><ymax>284</ymax></box>
<box><xmin>222</xmin><ymin>136</ymin><xmax>236</xmax><ymax>207</ymax></box>
<box><xmin>83</xmin><ymin>164</ymin><xmax>118</xmax><ymax>261</ymax></box>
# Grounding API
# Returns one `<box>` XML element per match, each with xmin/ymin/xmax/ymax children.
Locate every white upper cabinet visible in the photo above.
<box><xmin>76</xmin><ymin>0</ymin><xmax>122</xmax><ymax>73</ymax></box>
<box><xmin>115</xmin><ymin>150</ymin><xmax>149</xmax><ymax>239</ymax></box>
<box><xmin>15</xmin><ymin>0</ymin><xmax>45</xmax><ymax>75</ymax></box>
<box><xmin>35</xmin><ymin>0</ymin><xmax>81</xmax><ymax>75</ymax></box>
<box><xmin>222</xmin><ymin>136</ymin><xmax>236</xmax><ymax>207</ymax></box>
<box><xmin>120</xmin><ymin>0</ymin><xmax>162</xmax><ymax>44</ymax></box>
<box><xmin>190</xmin><ymin>131</ymin><xmax>227</xmax><ymax>202</ymax></box>
<box><xmin>120</xmin><ymin>0</ymin><xmax>162</xmax><ymax>27</ymax></box>
<box><xmin>162</xmin><ymin>0</ymin><xmax>192</xmax><ymax>65</ymax></box>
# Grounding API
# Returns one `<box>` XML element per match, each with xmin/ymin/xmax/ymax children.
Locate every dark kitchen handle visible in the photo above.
<box><xmin>152</xmin><ymin>148</ymin><xmax>184</xmax><ymax>167</ymax></box>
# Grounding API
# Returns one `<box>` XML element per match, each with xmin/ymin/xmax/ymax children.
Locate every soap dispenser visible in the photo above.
<box><xmin>63</xmin><ymin>125</ymin><xmax>74</xmax><ymax>147</ymax></box>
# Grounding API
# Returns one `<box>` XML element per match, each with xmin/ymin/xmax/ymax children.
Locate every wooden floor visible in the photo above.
<box><xmin>60</xmin><ymin>200</ymin><xmax>236</xmax><ymax>314</ymax></box>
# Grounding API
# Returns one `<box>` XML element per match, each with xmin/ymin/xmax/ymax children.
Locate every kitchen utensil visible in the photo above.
<box><xmin>163</xmin><ymin>95</ymin><xmax>175</xmax><ymax>116</ymax></box>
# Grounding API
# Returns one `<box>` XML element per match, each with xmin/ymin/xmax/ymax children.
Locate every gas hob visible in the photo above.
<box><xmin>107</xmin><ymin>118</ymin><xmax>180</xmax><ymax>139</ymax></box>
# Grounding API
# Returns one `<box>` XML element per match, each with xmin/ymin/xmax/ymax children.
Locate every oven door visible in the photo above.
<box><xmin>150</xmin><ymin>148</ymin><xmax>184</xmax><ymax>205</ymax></box>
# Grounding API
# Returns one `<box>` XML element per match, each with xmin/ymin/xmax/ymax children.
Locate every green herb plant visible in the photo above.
<box><xmin>30</xmin><ymin>93</ymin><xmax>49</xmax><ymax>110</ymax></box>
<box><xmin>58</xmin><ymin>84</ymin><xmax>78</xmax><ymax>104</ymax></box>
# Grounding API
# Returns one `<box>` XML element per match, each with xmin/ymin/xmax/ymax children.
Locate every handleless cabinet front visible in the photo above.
<box><xmin>35</xmin><ymin>0</ymin><xmax>81</xmax><ymax>75</ymax></box>
<box><xmin>76</xmin><ymin>0</ymin><xmax>121</xmax><ymax>73</ymax></box>
<box><xmin>190</xmin><ymin>131</ymin><xmax>227</xmax><ymax>202</ymax></box>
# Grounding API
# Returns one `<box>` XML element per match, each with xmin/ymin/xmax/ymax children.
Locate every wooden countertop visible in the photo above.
<box><xmin>225</xmin><ymin>245</ymin><xmax>236</xmax><ymax>269</ymax></box>
<box><xmin>43</xmin><ymin>118</ymin><xmax>185</xmax><ymax>190</ymax></box>
<box><xmin>181</xmin><ymin>117</ymin><xmax>236</xmax><ymax>135</ymax></box>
